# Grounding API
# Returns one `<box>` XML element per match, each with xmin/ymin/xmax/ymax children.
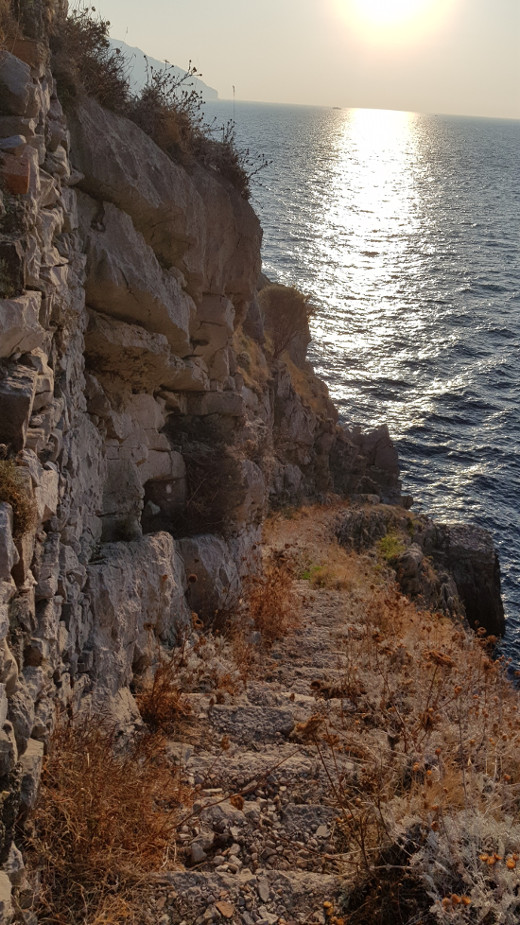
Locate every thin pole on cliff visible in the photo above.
<box><xmin>232</xmin><ymin>85</ymin><xmax>236</xmax><ymax>122</ymax></box>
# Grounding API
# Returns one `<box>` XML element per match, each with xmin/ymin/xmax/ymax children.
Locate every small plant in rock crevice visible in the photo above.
<box><xmin>377</xmin><ymin>528</ymin><xmax>407</xmax><ymax>562</ymax></box>
<box><xmin>0</xmin><ymin>459</ymin><xmax>36</xmax><ymax>537</ymax></box>
<box><xmin>259</xmin><ymin>284</ymin><xmax>317</xmax><ymax>360</ymax></box>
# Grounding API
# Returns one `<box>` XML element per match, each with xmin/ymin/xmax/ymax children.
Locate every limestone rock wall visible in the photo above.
<box><xmin>0</xmin><ymin>31</ymin><xmax>405</xmax><ymax>907</ymax></box>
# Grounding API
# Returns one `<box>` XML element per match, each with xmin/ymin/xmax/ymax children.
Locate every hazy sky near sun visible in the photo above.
<box><xmin>97</xmin><ymin>0</ymin><xmax>520</xmax><ymax>118</ymax></box>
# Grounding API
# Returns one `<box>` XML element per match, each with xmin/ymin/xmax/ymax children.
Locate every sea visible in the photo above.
<box><xmin>204</xmin><ymin>101</ymin><xmax>520</xmax><ymax>661</ymax></box>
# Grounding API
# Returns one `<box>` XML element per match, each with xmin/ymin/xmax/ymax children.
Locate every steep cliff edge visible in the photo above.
<box><xmin>0</xmin><ymin>7</ymin><xmax>505</xmax><ymax>919</ymax></box>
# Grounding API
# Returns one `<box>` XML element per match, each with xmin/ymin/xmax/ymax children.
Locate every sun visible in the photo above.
<box><xmin>355</xmin><ymin>0</ymin><xmax>431</xmax><ymax>27</ymax></box>
<box><xmin>337</xmin><ymin>0</ymin><xmax>451</xmax><ymax>43</ymax></box>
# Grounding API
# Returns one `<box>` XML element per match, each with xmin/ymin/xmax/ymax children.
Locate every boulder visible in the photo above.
<box><xmin>68</xmin><ymin>98</ymin><xmax>261</xmax><ymax>300</ymax></box>
<box><xmin>428</xmin><ymin>523</ymin><xmax>505</xmax><ymax>635</ymax></box>
<box><xmin>79</xmin><ymin>199</ymin><xmax>194</xmax><ymax>355</ymax></box>
<box><xmin>85</xmin><ymin>534</ymin><xmax>190</xmax><ymax>692</ymax></box>
<box><xmin>0</xmin><ymin>51</ymin><xmax>38</xmax><ymax>117</ymax></box>
<box><xmin>85</xmin><ymin>310</ymin><xmax>209</xmax><ymax>392</ymax></box>
<box><xmin>178</xmin><ymin>535</ymin><xmax>240</xmax><ymax>621</ymax></box>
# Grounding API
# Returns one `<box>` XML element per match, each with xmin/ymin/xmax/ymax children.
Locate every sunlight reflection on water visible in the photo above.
<box><xmin>204</xmin><ymin>100</ymin><xmax>520</xmax><ymax>658</ymax></box>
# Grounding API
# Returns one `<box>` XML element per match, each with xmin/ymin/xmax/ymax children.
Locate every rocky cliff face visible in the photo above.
<box><xmin>0</xmin><ymin>10</ymin><xmax>504</xmax><ymax>919</ymax></box>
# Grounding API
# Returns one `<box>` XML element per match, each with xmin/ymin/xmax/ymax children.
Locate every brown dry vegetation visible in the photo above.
<box><xmin>46</xmin><ymin>6</ymin><xmax>260</xmax><ymax>197</ymax></box>
<box><xmin>0</xmin><ymin>460</ymin><xmax>37</xmax><ymax>537</ymax></box>
<box><xmin>244</xmin><ymin>547</ymin><xmax>301</xmax><ymax>645</ymax></box>
<box><xmin>267</xmin><ymin>503</ymin><xmax>520</xmax><ymax>923</ymax></box>
<box><xmin>24</xmin><ymin>720</ymin><xmax>193</xmax><ymax>924</ymax></box>
<box><xmin>259</xmin><ymin>284</ymin><xmax>316</xmax><ymax>360</ymax></box>
<box><xmin>0</xmin><ymin>0</ymin><xmax>19</xmax><ymax>46</ymax></box>
<box><xmin>24</xmin><ymin>502</ymin><xmax>520</xmax><ymax>924</ymax></box>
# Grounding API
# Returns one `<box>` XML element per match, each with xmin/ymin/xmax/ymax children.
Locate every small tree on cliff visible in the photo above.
<box><xmin>258</xmin><ymin>284</ymin><xmax>316</xmax><ymax>360</ymax></box>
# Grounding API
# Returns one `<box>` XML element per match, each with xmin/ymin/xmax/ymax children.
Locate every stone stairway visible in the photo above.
<box><xmin>153</xmin><ymin>581</ymin><xmax>360</xmax><ymax>925</ymax></box>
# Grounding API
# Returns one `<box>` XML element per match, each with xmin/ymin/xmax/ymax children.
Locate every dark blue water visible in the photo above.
<box><xmin>205</xmin><ymin>101</ymin><xmax>520</xmax><ymax>657</ymax></box>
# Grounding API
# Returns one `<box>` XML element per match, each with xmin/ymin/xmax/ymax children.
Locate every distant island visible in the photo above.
<box><xmin>109</xmin><ymin>38</ymin><xmax>219</xmax><ymax>100</ymax></box>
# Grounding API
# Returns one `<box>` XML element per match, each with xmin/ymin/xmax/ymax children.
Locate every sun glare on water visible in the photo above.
<box><xmin>338</xmin><ymin>0</ymin><xmax>452</xmax><ymax>43</ymax></box>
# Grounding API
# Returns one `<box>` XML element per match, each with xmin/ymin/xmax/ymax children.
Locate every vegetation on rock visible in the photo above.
<box><xmin>47</xmin><ymin>5</ymin><xmax>263</xmax><ymax>197</ymax></box>
<box><xmin>0</xmin><ymin>459</ymin><xmax>36</xmax><ymax>537</ymax></box>
<box><xmin>259</xmin><ymin>283</ymin><xmax>317</xmax><ymax>359</ymax></box>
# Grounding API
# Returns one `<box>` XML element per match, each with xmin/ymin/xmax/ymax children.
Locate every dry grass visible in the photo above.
<box><xmin>25</xmin><ymin>718</ymin><xmax>193</xmax><ymax>924</ymax></box>
<box><xmin>0</xmin><ymin>460</ymin><xmax>37</xmax><ymax>538</ymax></box>
<box><xmin>261</xmin><ymin>501</ymin><xmax>520</xmax><ymax>921</ymax></box>
<box><xmin>281</xmin><ymin>513</ymin><xmax>520</xmax><ymax>921</ymax></box>
<box><xmin>284</xmin><ymin>353</ymin><xmax>337</xmax><ymax>419</ymax></box>
<box><xmin>233</xmin><ymin>326</ymin><xmax>271</xmax><ymax>396</ymax></box>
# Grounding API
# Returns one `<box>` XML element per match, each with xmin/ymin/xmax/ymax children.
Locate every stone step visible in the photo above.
<box><xmin>208</xmin><ymin>704</ymin><xmax>296</xmax><ymax>745</ymax></box>
<box><xmin>153</xmin><ymin>866</ymin><xmax>343</xmax><ymax>925</ymax></box>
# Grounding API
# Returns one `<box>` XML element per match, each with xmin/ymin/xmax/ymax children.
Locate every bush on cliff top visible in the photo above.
<box><xmin>49</xmin><ymin>5</ymin><xmax>258</xmax><ymax>197</ymax></box>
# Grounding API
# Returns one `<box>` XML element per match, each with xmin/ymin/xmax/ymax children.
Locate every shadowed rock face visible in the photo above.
<box><xmin>427</xmin><ymin>523</ymin><xmax>505</xmax><ymax>636</ymax></box>
<box><xmin>337</xmin><ymin>506</ymin><xmax>505</xmax><ymax>636</ymax></box>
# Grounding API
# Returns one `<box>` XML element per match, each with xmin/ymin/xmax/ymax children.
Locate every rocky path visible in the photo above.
<box><xmin>154</xmin><ymin>514</ymin><xmax>360</xmax><ymax>925</ymax></box>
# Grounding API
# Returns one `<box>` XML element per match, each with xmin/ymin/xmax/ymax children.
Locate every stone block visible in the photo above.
<box><xmin>8</xmin><ymin>38</ymin><xmax>48</xmax><ymax>75</ymax></box>
<box><xmin>178</xmin><ymin>534</ymin><xmax>240</xmax><ymax>620</ymax></box>
<box><xmin>0</xmin><ymin>506</ymin><xmax>18</xmax><ymax>582</ymax></box>
<box><xmin>81</xmin><ymin>200</ymin><xmax>194</xmax><ymax>355</ymax></box>
<box><xmin>0</xmin><ymin>722</ymin><xmax>17</xmax><ymax>777</ymax></box>
<box><xmin>7</xmin><ymin>681</ymin><xmax>34</xmax><ymax>754</ymax></box>
<box><xmin>0</xmin><ymin>51</ymin><xmax>37</xmax><ymax>117</ymax></box>
<box><xmin>0</xmin><ymin>150</ymin><xmax>30</xmax><ymax>194</ymax></box>
<box><xmin>186</xmin><ymin>391</ymin><xmax>244</xmax><ymax>417</ymax></box>
<box><xmin>4</xmin><ymin>843</ymin><xmax>24</xmax><ymax>887</ymax></box>
<box><xmin>19</xmin><ymin>737</ymin><xmax>44</xmax><ymax>813</ymax></box>
<box><xmin>0</xmin><ymin>871</ymin><xmax>12</xmax><ymax>924</ymax></box>
<box><xmin>34</xmin><ymin>532</ymin><xmax>59</xmax><ymax>600</ymax></box>
<box><xmin>0</xmin><ymin>292</ymin><xmax>44</xmax><ymax>358</ymax></box>
<box><xmin>85</xmin><ymin>310</ymin><xmax>208</xmax><ymax>391</ymax></box>
<box><xmin>86</xmin><ymin>533</ymin><xmax>190</xmax><ymax>692</ymax></box>
<box><xmin>34</xmin><ymin>467</ymin><xmax>59</xmax><ymax>522</ymax></box>
<box><xmin>0</xmin><ymin>367</ymin><xmax>37</xmax><ymax>451</ymax></box>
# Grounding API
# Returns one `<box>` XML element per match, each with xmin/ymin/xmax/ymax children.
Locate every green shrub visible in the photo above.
<box><xmin>0</xmin><ymin>460</ymin><xmax>36</xmax><ymax>537</ymax></box>
<box><xmin>377</xmin><ymin>529</ymin><xmax>406</xmax><ymax>562</ymax></box>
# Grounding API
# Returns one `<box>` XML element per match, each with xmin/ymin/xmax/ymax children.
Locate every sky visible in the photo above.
<box><xmin>96</xmin><ymin>0</ymin><xmax>520</xmax><ymax>119</ymax></box>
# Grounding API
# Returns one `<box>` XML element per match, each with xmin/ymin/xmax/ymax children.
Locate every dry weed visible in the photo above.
<box><xmin>25</xmin><ymin>718</ymin><xmax>192</xmax><ymax>924</ymax></box>
<box><xmin>135</xmin><ymin>651</ymin><xmax>192</xmax><ymax>733</ymax></box>
<box><xmin>264</xmin><ymin>504</ymin><xmax>520</xmax><ymax>920</ymax></box>
<box><xmin>245</xmin><ymin>548</ymin><xmax>300</xmax><ymax>644</ymax></box>
<box><xmin>302</xmin><ymin>546</ymin><xmax>520</xmax><ymax>922</ymax></box>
